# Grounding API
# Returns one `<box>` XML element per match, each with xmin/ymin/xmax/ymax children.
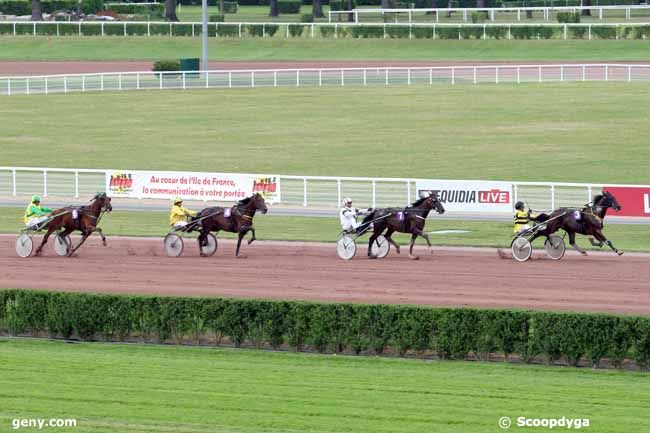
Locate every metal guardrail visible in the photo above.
<box><xmin>1</xmin><ymin>20</ymin><xmax>650</xmax><ymax>38</ymax></box>
<box><xmin>2</xmin><ymin>64</ymin><xmax>650</xmax><ymax>96</ymax></box>
<box><xmin>329</xmin><ymin>5</ymin><xmax>650</xmax><ymax>22</ymax></box>
<box><xmin>1</xmin><ymin>166</ymin><xmax>648</xmax><ymax>211</ymax></box>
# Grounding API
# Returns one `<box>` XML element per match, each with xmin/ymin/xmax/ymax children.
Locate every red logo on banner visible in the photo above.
<box><xmin>478</xmin><ymin>189</ymin><xmax>510</xmax><ymax>204</ymax></box>
<box><xmin>603</xmin><ymin>187</ymin><xmax>650</xmax><ymax>217</ymax></box>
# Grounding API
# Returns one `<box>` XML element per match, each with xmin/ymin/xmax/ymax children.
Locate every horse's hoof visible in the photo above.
<box><xmin>368</xmin><ymin>254</ymin><xmax>377</xmax><ymax>260</ymax></box>
<box><xmin>617</xmin><ymin>251</ymin><xmax>624</xmax><ymax>256</ymax></box>
<box><xmin>236</xmin><ymin>255</ymin><xmax>248</xmax><ymax>259</ymax></box>
<box><xmin>581</xmin><ymin>251</ymin><xmax>588</xmax><ymax>256</ymax></box>
<box><xmin>409</xmin><ymin>255</ymin><xmax>420</xmax><ymax>261</ymax></box>
<box><xmin>395</xmin><ymin>248</ymin><xmax>400</xmax><ymax>254</ymax></box>
<box><xmin>247</xmin><ymin>240</ymin><xmax>254</xmax><ymax>245</ymax></box>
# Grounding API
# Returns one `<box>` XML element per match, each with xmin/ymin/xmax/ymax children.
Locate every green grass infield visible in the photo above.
<box><xmin>0</xmin><ymin>338</ymin><xmax>649</xmax><ymax>433</ymax></box>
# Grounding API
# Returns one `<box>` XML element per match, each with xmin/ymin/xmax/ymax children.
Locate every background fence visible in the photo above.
<box><xmin>1</xmin><ymin>20</ymin><xmax>650</xmax><ymax>39</ymax></box>
<box><xmin>0</xmin><ymin>167</ymin><xmax>644</xmax><ymax>213</ymax></box>
<box><xmin>330</xmin><ymin>5</ymin><xmax>650</xmax><ymax>22</ymax></box>
<box><xmin>3</xmin><ymin>64</ymin><xmax>650</xmax><ymax>96</ymax></box>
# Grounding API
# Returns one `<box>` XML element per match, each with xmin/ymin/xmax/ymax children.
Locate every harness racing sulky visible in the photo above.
<box><xmin>510</xmin><ymin>191</ymin><xmax>623</xmax><ymax>262</ymax></box>
<box><xmin>16</xmin><ymin>193</ymin><xmax>113</xmax><ymax>258</ymax></box>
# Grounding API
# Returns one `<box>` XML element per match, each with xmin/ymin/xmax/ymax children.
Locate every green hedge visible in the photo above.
<box><xmin>278</xmin><ymin>0</ymin><xmax>301</xmax><ymax>13</ymax></box>
<box><xmin>0</xmin><ymin>0</ymin><xmax>79</xmax><ymax>14</ymax></box>
<box><xmin>105</xmin><ymin>3</ymin><xmax>164</xmax><ymax>18</ymax></box>
<box><xmin>1</xmin><ymin>289</ymin><xmax>649</xmax><ymax>370</ymax></box>
<box><xmin>557</xmin><ymin>11</ymin><xmax>580</xmax><ymax>23</ymax></box>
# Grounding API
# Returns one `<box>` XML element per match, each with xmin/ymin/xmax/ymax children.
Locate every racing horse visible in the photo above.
<box><xmin>529</xmin><ymin>190</ymin><xmax>623</xmax><ymax>256</ymax></box>
<box><xmin>34</xmin><ymin>192</ymin><xmax>112</xmax><ymax>257</ymax></box>
<box><xmin>197</xmin><ymin>193</ymin><xmax>268</xmax><ymax>257</ymax></box>
<box><xmin>361</xmin><ymin>192</ymin><xmax>445</xmax><ymax>260</ymax></box>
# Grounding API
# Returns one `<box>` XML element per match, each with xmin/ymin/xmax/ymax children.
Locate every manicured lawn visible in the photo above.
<box><xmin>2</xmin><ymin>37</ymin><xmax>650</xmax><ymax>61</ymax></box>
<box><xmin>2</xmin><ymin>84</ymin><xmax>650</xmax><ymax>184</ymax></box>
<box><xmin>1</xmin><ymin>209</ymin><xmax>647</xmax><ymax>251</ymax></box>
<box><xmin>0</xmin><ymin>338</ymin><xmax>649</xmax><ymax>433</ymax></box>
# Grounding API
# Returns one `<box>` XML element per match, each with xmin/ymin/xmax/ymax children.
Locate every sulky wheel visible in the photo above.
<box><xmin>370</xmin><ymin>234</ymin><xmax>390</xmax><ymax>259</ymax></box>
<box><xmin>15</xmin><ymin>234</ymin><xmax>33</xmax><ymax>258</ymax></box>
<box><xmin>544</xmin><ymin>235</ymin><xmax>566</xmax><ymax>260</ymax></box>
<box><xmin>200</xmin><ymin>233</ymin><xmax>218</xmax><ymax>257</ymax></box>
<box><xmin>336</xmin><ymin>235</ymin><xmax>357</xmax><ymax>260</ymax></box>
<box><xmin>164</xmin><ymin>233</ymin><xmax>184</xmax><ymax>257</ymax></box>
<box><xmin>511</xmin><ymin>237</ymin><xmax>532</xmax><ymax>262</ymax></box>
<box><xmin>53</xmin><ymin>234</ymin><xmax>72</xmax><ymax>256</ymax></box>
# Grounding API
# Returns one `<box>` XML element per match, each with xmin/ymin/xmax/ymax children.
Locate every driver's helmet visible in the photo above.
<box><xmin>343</xmin><ymin>197</ymin><xmax>352</xmax><ymax>207</ymax></box>
<box><xmin>173</xmin><ymin>196</ymin><xmax>183</xmax><ymax>205</ymax></box>
<box><xmin>32</xmin><ymin>195</ymin><xmax>41</xmax><ymax>203</ymax></box>
<box><xmin>515</xmin><ymin>201</ymin><xmax>525</xmax><ymax>211</ymax></box>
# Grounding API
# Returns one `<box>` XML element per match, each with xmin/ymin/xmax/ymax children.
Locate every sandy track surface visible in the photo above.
<box><xmin>1</xmin><ymin>235</ymin><xmax>648</xmax><ymax>314</ymax></box>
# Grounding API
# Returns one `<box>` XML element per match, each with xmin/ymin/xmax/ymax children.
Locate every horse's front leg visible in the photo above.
<box><xmin>247</xmin><ymin>226</ymin><xmax>256</xmax><ymax>245</ymax></box>
<box><xmin>197</xmin><ymin>230</ymin><xmax>208</xmax><ymax>256</ymax></box>
<box><xmin>593</xmin><ymin>230</ymin><xmax>623</xmax><ymax>256</ymax></box>
<box><xmin>34</xmin><ymin>227</ymin><xmax>55</xmax><ymax>257</ymax></box>
<box><xmin>67</xmin><ymin>230</ymin><xmax>92</xmax><ymax>257</ymax></box>
<box><xmin>367</xmin><ymin>229</ymin><xmax>381</xmax><ymax>259</ymax></box>
<box><xmin>408</xmin><ymin>233</ymin><xmax>419</xmax><ymax>260</ymax></box>
<box><xmin>415</xmin><ymin>228</ymin><xmax>433</xmax><ymax>255</ymax></box>
<box><xmin>235</xmin><ymin>229</ymin><xmax>248</xmax><ymax>257</ymax></box>
<box><xmin>95</xmin><ymin>227</ymin><xmax>107</xmax><ymax>246</ymax></box>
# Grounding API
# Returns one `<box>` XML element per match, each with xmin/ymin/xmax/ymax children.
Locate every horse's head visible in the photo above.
<box><xmin>247</xmin><ymin>193</ymin><xmax>268</xmax><ymax>214</ymax></box>
<box><xmin>600</xmin><ymin>190</ymin><xmax>621</xmax><ymax>212</ymax></box>
<box><xmin>94</xmin><ymin>192</ymin><xmax>112</xmax><ymax>212</ymax></box>
<box><xmin>429</xmin><ymin>191</ymin><xmax>445</xmax><ymax>214</ymax></box>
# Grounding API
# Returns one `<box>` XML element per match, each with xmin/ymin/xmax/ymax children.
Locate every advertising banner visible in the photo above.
<box><xmin>416</xmin><ymin>179</ymin><xmax>513</xmax><ymax>213</ymax></box>
<box><xmin>106</xmin><ymin>170</ymin><xmax>281</xmax><ymax>204</ymax></box>
<box><xmin>603</xmin><ymin>186</ymin><xmax>650</xmax><ymax>217</ymax></box>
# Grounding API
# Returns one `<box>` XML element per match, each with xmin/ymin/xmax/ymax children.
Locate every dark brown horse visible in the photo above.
<box><xmin>362</xmin><ymin>192</ymin><xmax>445</xmax><ymax>260</ymax></box>
<box><xmin>34</xmin><ymin>193</ymin><xmax>112</xmax><ymax>257</ymax></box>
<box><xmin>197</xmin><ymin>193</ymin><xmax>268</xmax><ymax>257</ymax></box>
<box><xmin>530</xmin><ymin>191</ymin><xmax>623</xmax><ymax>256</ymax></box>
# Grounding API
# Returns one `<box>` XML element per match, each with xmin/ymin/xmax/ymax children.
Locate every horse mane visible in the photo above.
<box><xmin>592</xmin><ymin>194</ymin><xmax>604</xmax><ymax>204</ymax></box>
<box><xmin>410</xmin><ymin>196</ymin><xmax>428</xmax><ymax>207</ymax></box>
<box><xmin>238</xmin><ymin>196</ymin><xmax>252</xmax><ymax>205</ymax></box>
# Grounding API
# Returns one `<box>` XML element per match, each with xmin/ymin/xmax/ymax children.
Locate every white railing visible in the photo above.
<box><xmin>2</xmin><ymin>64</ymin><xmax>649</xmax><ymax>96</ymax></box>
<box><xmin>1</xmin><ymin>166</ymin><xmax>648</xmax><ymax>212</ymax></box>
<box><xmin>1</xmin><ymin>20</ymin><xmax>649</xmax><ymax>38</ymax></box>
<box><xmin>330</xmin><ymin>5</ymin><xmax>650</xmax><ymax>22</ymax></box>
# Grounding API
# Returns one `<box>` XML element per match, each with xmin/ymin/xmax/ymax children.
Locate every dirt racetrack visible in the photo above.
<box><xmin>1</xmin><ymin>235</ymin><xmax>648</xmax><ymax>314</ymax></box>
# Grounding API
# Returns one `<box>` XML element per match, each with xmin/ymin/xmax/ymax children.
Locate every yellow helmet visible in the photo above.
<box><xmin>173</xmin><ymin>196</ymin><xmax>183</xmax><ymax>204</ymax></box>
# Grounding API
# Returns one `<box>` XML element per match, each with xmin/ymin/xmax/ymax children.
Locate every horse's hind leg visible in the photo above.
<box><xmin>247</xmin><ymin>227</ymin><xmax>256</xmax><ymax>245</ymax></box>
<box><xmin>34</xmin><ymin>228</ymin><xmax>55</xmax><ymax>256</ymax></box>
<box><xmin>68</xmin><ymin>231</ymin><xmax>91</xmax><ymax>257</ymax></box>
<box><xmin>568</xmin><ymin>231</ymin><xmax>587</xmax><ymax>256</ymax></box>
<box><xmin>382</xmin><ymin>228</ymin><xmax>400</xmax><ymax>254</ymax></box>
<box><xmin>593</xmin><ymin>230</ymin><xmax>623</xmax><ymax>256</ymax></box>
<box><xmin>408</xmin><ymin>233</ymin><xmax>419</xmax><ymax>260</ymax></box>
<box><xmin>367</xmin><ymin>230</ymin><xmax>381</xmax><ymax>259</ymax></box>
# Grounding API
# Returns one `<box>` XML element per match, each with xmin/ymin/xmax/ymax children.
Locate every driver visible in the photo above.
<box><xmin>169</xmin><ymin>197</ymin><xmax>198</xmax><ymax>230</ymax></box>
<box><xmin>340</xmin><ymin>198</ymin><xmax>370</xmax><ymax>235</ymax></box>
<box><xmin>513</xmin><ymin>201</ymin><xmax>536</xmax><ymax>234</ymax></box>
<box><xmin>23</xmin><ymin>195</ymin><xmax>52</xmax><ymax>230</ymax></box>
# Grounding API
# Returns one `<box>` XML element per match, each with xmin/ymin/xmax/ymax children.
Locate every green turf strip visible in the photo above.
<box><xmin>2</xmin><ymin>84</ymin><xmax>650</xmax><ymax>184</ymax></box>
<box><xmin>1</xmin><ymin>209</ymin><xmax>647</xmax><ymax>251</ymax></box>
<box><xmin>0</xmin><ymin>338</ymin><xmax>649</xmax><ymax>433</ymax></box>
<box><xmin>2</xmin><ymin>37</ymin><xmax>650</xmax><ymax>61</ymax></box>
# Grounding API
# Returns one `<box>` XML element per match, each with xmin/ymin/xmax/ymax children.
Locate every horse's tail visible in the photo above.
<box><xmin>532</xmin><ymin>212</ymin><xmax>550</xmax><ymax>223</ymax></box>
<box><xmin>362</xmin><ymin>210</ymin><xmax>377</xmax><ymax>225</ymax></box>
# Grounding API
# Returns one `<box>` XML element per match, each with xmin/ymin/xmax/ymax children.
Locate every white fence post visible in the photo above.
<box><xmin>451</xmin><ymin>67</ymin><xmax>455</xmax><ymax>85</ymax></box>
<box><xmin>137</xmin><ymin>72</ymin><xmax>140</xmax><ymax>90</ymax></box>
<box><xmin>12</xmin><ymin>169</ymin><xmax>16</xmax><ymax>196</ymax></box>
<box><xmin>63</xmin><ymin>76</ymin><xmax>67</xmax><ymax>93</ymax></box>
<box><xmin>43</xmin><ymin>170</ymin><xmax>48</xmax><ymax>197</ymax></box>
<box><xmin>303</xmin><ymin>178</ymin><xmax>307</xmax><ymax>206</ymax></box>
<box><xmin>372</xmin><ymin>180</ymin><xmax>376</xmax><ymax>208</ymax></box>
<box><xmin>605</xmin><ymin>64</ymin><xmax>609</xmax><ymax>81</ymax></box>
<box><xmin>75</xmin><ymin>171</ymin><xmax>79</xmax><ymax>198</ymax></box>
<box><xmin>45</xmin><ymin>77</ymin><xmax>48</xmax><ymax>95</ymax></box>
<box><xmin>274</xmin><ymin>70</ymin><xmax>278</xmax><ymax>87</ymax></box>
<box><xmin>296</xmin><ymin>70</ymin><xmax>300</xmax><ymax>87</ymax></box>
<box><xmin>628</xmin><ymin>65</ymin><xmax>632</xmax><ymax>82</ymax></box>
<box><xmin>495</xmin><ymin>66</ymin><xmax>499</xmax><ymax>84</ymax></box>
<box><xmin>550</xmin><ymin>185</ymin><xmax>555</xmax><ymax>210</ymax></box>
<box><xmin>337</xmin><ymin>179</ymin><xmax>341</xmax><ymax>206</ymax></box>
<box><xmin>582</xmin><ymin>65</ymin><xmax>586</xmax><ymax>82</ymax></box>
